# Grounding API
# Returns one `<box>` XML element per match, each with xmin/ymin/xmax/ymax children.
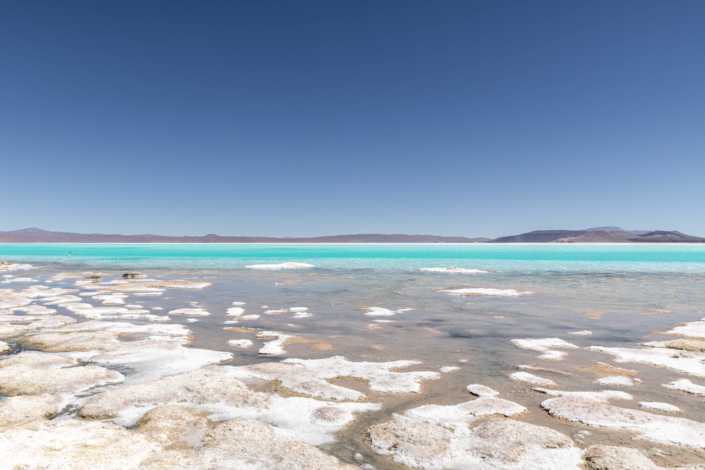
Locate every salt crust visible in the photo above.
<box><xmin>0</xmin><ymin>340</ymin><xmax>9</xmax><ymax>354</ymax></box>
<box><xmin>226</xmin><ymin>307</ymin><xmax>245</xmax><ymax>316</ymax></box>
<box><xmin>590</xmin><ymin>345</ymin><xmax>705</xmax><ymax>377</ymax></box>
<box><xmin>1</xmin><ymin>277</ymin><xmax>37</xmax><ymax>283</ymax></box>
<box><xmin>0</xmin><ymin>262</ymin><xmax>35</xmax><ymax>273</ymax></box>
<box><xmin>265</xmin><ymin>309</ymin><xmax>288</xmax><ymax>314</ymax></box>
<box><xmin>439</xmin><ymin>366</ymin><xmax>460</xmax><ymax>373</ymax></box>
<box><xmin>231</xmin><ymin>301</ymin><xmax>246</xmax><ymax>306</ymax></box>
<box><xmin>510</xmin><ymin>371</ymin><xmax>557</xmax><ymax>387</ymax></box>
<box><xmin>42</xmin><ymin>294</ymin><xmax>82</xmax><ymax>305</ymax></box>
<box><xmin>361</xmin><ymin>307</ymin><xmax>413</xmax><ymax>317</ymax></box>
<box><xmin>229</xmin><ymin>356</ymin><xmax>441</xmax><ymax>401</ymax></box>
<box><xmin>185</xmin><ymin>319</ymin><xmax>198</xmax><ymax>323</ymax></box>
<box><xmin>440</xmin><ymin>287</ymin><xmax>533</xmax><ymax>297</ymax></box>
<box><xmin>466</xmin><ymin>384</ymin><xmax>499</xmax><ymax>397</ymax></box>
<box><xmin>228</xmin><ymin>339</ymin><xmax>253</xmax><ymax>348</ymax></box>
<box><xmin>257</xmin><ymin>331</ymin><xmax>294</xmax><ymax>356</ymax></box>
<box><xmin>420</xmin><ymin>267</ymin><xmax>488</xmax><ymax>274</ymax></box>
<box><xmin>662</xmin><ymin>378</ymin><xmax>705</xmax><ymax>396</ymax></box>
<box><xmin>595</xmin><ymin>376</ymin><xmax>640</xmax><ymax>386</ymax></box>
<box><xmin>369</xmin><ymin>417</ymin><xmax>582</xmax><ymax>469</ymax></box>
<box><xmin>290</xmin><ymin>307</ymin><xmax>308</xmax><ymax>312</ymax></box>
<box><xmin>639</xmin><ymin>402</ymin><xmax>681</xmax><ymax>413</ymax></box>
<box><xmin>585</xmin><ymin>445</ymin><xmax>705</xmax><ymax>470</ymax></box>
<box><xmin>0</xmin><ymin>315</ymin><xmax>77</xmax><ymax>339</ymax></box>
<box><xmin>245</xmin><ymin>262</ymin><xmax>314</xmax><ymax>270</ymax></box>
<box><xmin>241</xmin><ymin>314</ymin><xmax>260</xmax><ymax>320</ymax></box>
<box><xmin>0</xmin><ymin>352</ymin><xmax>124</xmax><ymax>396</ymax></box>
<box><xmin>539</xmin><ymin>390</ymin><xmax>705</xmax><ymax>449</ymax></box>
<box><xmin>568</xmin><ymin>330</ymin><xmax>592</xmax><ymax>335</ymax></box>
<box><xmin>293</xmin><ymin>311</ymin><xmax>313</xmax><ymax>318</ymax></box>
<box><xmin>169</xmin><ymin>308</ymin><xmax>210</xmax><ymax>316</ymax></box>
<box><xmin>511</xmin><ymin>338</ymin><xmax>579</xmax><ymax>361</ymax></box>
<box><xmin>0</xmin><ymin>394</ymin><xmax>65</xmax><ymax>430</ymax></box>
<box><xmin>661</xmin><ymin>318</ymin><xmax>705</xmax><ymax>339</ymax></box>
<box><xmin>10</xmin><ymin>304</ymin><xmax>57</xmax><ymax>315</ymax></box>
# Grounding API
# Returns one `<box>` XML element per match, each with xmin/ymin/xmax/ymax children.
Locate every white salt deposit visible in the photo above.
<box><xmin>185</xmin><ymin>319</ymin><xmax>198</xmax><ymax>323</ymax></box>
<box><xmin>662</xmin><ymin>378</ymin><xmax>705</xmax><ymax>396</ymax></box>
<box><xmin>11</xmin><ymin>304</ymin><xmax>57</xmax><ymax>315</ymax></box>
<box><xmin>257</xmin><ymin>331</ymin><xmax>293</xmax><ymax>356</ymax></box>
<box><xmin>568</xmin><ymin>330</ymin><xmax>592</xmax><ymax>335</ymax></box>
<box><xmin>0</xmin><ymin>340</ymin><xmax>10</xmax><ymax>355</ymax></box>
<box><xmin>0</xmin><ymin>262</ymin><xmax>35</xmax><ymax>273</ymax></box>
<box><xmin>265</xmin><ymin>309</ymin><xmax>288</xmax><ymax>314</ymax></box>
<box><xmin>232</xmin><ymin>301</ymin><xmax>246</xmax><ymax>306</ymax></box>
<box><xmin>228</xmin><ymin>340</ymin><xmax>253</xmax><ymax>348</ymax></box>
<box><xmin>661</xmin><ymin>318</ymin><xmax>705</xmax><ymax>339</ymax></box>
<box><xmin>1</xmin><ymin>277</ymin><xmax>37</xmax><ymax>283</ymax></box>
<box><xmin>241</xmin><ymin>314</ymin><xmax>260</xmax><ymax>320</ymax></box>
<box><xmin>168</xmin><ymin>308</ymin><xmax>210</xmax><ymax>316</ymax></box>
<box><xmin>440</xmin><ymin>287</ymin><xmax>533</xmax><ymax>296</ymax></box>
<box><xmin>290</xmin><ymin>307</ymin><xmax>308</xmax><ymax>312</ymax></box>
<box><xmin>360</xmin><ymin>307</ymin><xmax>412</xmax><ymax>317</ymax></box>
<box><xmin>293</xmin><ymin>311</ymin><xmax>312</xmax><ymax>318</ymax></box>
<box><xmin>595</xmin><ymin>376</ymin><xmax>639</xmax><ymax>386</ymax></box>
<box><xmin>511</xmin><ymin>338</ymin><xmax>579</xmax><ymax>361</ymax></box>
<box><xmin>420</xmin><ymin>267</ymin><xmax>488</xmax><ymax>273</ymax></box>
<box><xmin>466</xmin><ymin>384</ymin><xmax>499</xmax><ymax>397</ymax></box>
<box><xmin>230</xmin><ymin>356</ymin><xmax>441</xmax><ymax>401</ymax></box>
<box><xmin>590</xmin><ymin>345</ymin><xmax>705</xmax><ymax>377</ymax></box>
<box><xmin>226</xmin><ymin>307</ymin><xmax>245</xmax><ymax>316</ymax></box>
<box><xmin>639</xmin><ymin>402</ymin><xmax>681</xmax><ymax>413</ymax></box>
<box><xmin>440</xmin><ymin>366</ymin><xmax>460</xmax><ymax>373</ymax></box>
<box><xmin>510</xmin><ymin>372</ymin><xmax>557</xmax><ymax>387</ymax></box>
<box><xmin>245</xmin><ymin>262</ymin><xmax>314</xmax><ymax>270</ymax></box>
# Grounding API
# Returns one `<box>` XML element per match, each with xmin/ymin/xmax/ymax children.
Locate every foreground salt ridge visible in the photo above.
<box><xmin>368</xmin><ymin>386</ymin><xmax>584</xmax><ymax>470</ymax></box>
<box><xmin>537</xmin><ymin>388</ymin><xmax>705</xmax><ymax>450</ymax></box>
<box><xmin>360</xmin><ymin>306</ymin><xmax>413</xmax><ymax>317</ymax></box>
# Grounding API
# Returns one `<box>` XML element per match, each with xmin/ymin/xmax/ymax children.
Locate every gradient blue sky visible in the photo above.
<box><xmin>1</xmin><ymin>1</ymin><xmax>704</xmax><ymax>238</ymax></box>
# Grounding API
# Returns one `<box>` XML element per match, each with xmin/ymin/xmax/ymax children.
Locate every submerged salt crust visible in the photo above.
<box><xmin>440</xmin><ymin>287</ymin><xmax>533</xmax><ymax>296</ymax></box>
<box><xmin>230</xmin><ymin>356</ymin><xmax>443</xmax><ymax>401</ymax></box>
<box><xmin>511</xmin><ymin>338</ymin><xmax>579</xmax><ymax>361</ymax></box>
<box><xmin>509</xmin><ymin>371</ymin><xmax>557</xmax><ymax>387</ymax></box>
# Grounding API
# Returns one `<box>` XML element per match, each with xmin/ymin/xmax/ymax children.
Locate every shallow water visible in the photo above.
<box><xmin>2</xmin><ymin>244</ymin><xmax>705</xmax><ymax>468</ymax></box>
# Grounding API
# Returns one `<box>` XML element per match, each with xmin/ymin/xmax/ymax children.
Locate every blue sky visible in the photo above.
<box><xmin>1</xmin><ymin>1</ymin><xmax>704</xmax><ymax>238</ymax></box>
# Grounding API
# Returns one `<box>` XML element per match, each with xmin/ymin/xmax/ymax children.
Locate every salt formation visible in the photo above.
<box><xmin>226</xmin><ymin>307</ymin><xmax>245</xmax><ymax>316</ymax></box>
<box><xmin>595</xmin><ymin>376</ymin><xmax>640</xmax><ymax>386</ymax></box>
<box><xmin>0</xmin><ymin>262</ymin><xmax>35</xmax><ymax>273</ymax></box>
<box><xmin>662</xmin><ymin>378</ymin><xmax>705</xmax><ymax>396</ymax></box>
<box><xmin>360</xmin><ymin>307</ymin><xmax>413</xmax><ymax>316</ymax></box>
<box><xmin>568</xmin><ymin>330</ymin><xmax>592</xmax><ymax>335</ymax></box>
<box><xmin>590</xmin><ymin>344</ymin><xmax>705</xmax><ymax>377</ymax></box>
<box><xmin>0</xmin><ymin>394</ymin><xmax>65</xmax><ymax>430</ymax></box>
<box><xmin>228</xmin><ymin>339</ymin><xmax>253</xmax><ymax>348</ymax></box>
<box><xmin>639</xmin><ymin>402</ymin><xmax>681</xmax><ymax>413</ymax></box>
<box><xmin>440</xmin><ymin>287</ymin><xmax>533</xmax><ymax>296</ymax></box>
<box><xmin>420</xmin><ymin>267</ymin><xmax>488</xmax><ymax>273</ymax></box>
<box><xmin>466</xmin><ymin>384</ymin><xmax>499</xmax><ymax>397</ymax></box>
<box><xmin>0</xmin><ymin>353</ymin><xmax>124</xmax><ymax>395</ymax></box>
<box><xmin>256</xmin><ymin>331</ymin><xmax>294</xmax><ymax>356</ymax></box>
<box><xmin>245</xmin><ymin>262</ymin><xmax>314</xmax><ymax>269</ymax></box>
<box><xmin>509</xmin><ymin>371</ymin><xmax>557</xmax><ymax>387</ymax></box>
<box><xmin>510</xmin><ymin>338</ymin><xmax>579</xmax><ymax>360</ymax></box>
<box><xmin>0</xmin><ymin>340</ymin><xmax>9</xmax><ymax>354</ymax></box>
<box><xmin>583</xmin><ymin>445</ymin><xmax>705</xmax><ymax>470</ymax></box>
<box><xmin>168</xmin><ymin>308</ymin><xmax>210</xmax><ymax>316</ymax></box>
<box><xmin>539</xmin><ymin>389</ymin><xmax>705</xmax><ymax>449</ymax></box>
<box><xmin>230</xmin><ymin>356</ymin><xmax>443</xmax><ymax>401</ymax></box>
<box><xmin>369</xmin><ymin>417</ymin><xmax>582</xmax><ymax>469</ymax></box>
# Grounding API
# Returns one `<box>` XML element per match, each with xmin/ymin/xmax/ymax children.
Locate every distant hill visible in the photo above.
<box><xmin>493</xmin><ymin>229</ymin><xmax>705</xmax><ymax>243</ymax></box>
<box><xmin>583</xmin><ymin>226</ymin><xmax>650</xmax><ymax>235</ymax></box>
<box><xmin>0</xmin><ymin>229</ymin><xmax>489</xmax><ymax>244</ymax></box>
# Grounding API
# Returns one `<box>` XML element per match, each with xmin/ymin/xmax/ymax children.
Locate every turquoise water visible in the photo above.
<box><xmin>2</xmin><ymin>243</ymin><xmax>705</xmax><ymax>272</ymax></box>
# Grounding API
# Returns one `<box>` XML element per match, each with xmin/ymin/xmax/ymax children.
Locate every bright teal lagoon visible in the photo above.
<box><xmin>2</xmin><ymin>243</ymin><xmax>705</xmax><ymax>272</ymax></box>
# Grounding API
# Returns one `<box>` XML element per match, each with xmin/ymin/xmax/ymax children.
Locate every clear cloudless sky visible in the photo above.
<box><xmin>1</xmin><ymin>1</ymin><xmax>704</xmax><ymax>238</ymax></box>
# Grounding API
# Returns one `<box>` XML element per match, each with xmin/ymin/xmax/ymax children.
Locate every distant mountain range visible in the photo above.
<box><xmin>0</xmin><ymin>227</ymin><xmax>703</xmax><ymax>243</ymax></box>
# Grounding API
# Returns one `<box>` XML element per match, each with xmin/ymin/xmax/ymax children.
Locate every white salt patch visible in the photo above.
<box><xmin>0</xmin><ymin>263</ymin><xmax>35</xmax><ymax>273</ymax></box>
<box><xmin>92</xmin><ymin>294</ymin><xmax>128</xmax><ymax>305</ymax></box>
<box><xmin>240</xmin><ymin>315</ymin><xmax>260</xmax><ymax>320</ymax></box>
<box><xmin>441</xmin><ymin>287</ymin><xmax>533</xmax><ymax>296</ymax></box>
<box><xmin>440</xmin><ymin>366</ymin><xmax>460</xmax><ymax>373</ymax></box>
<box><xmin>289</xmin><ymin>307</ymin><xmax>308</xmax><ymax>312</ymax></box>
<box><xmin>11</xmin><ymin>305</ymin><xmax>57</xmax><ymax>315</ymax></box>
<box><xmin>257</xmin><ymin>331</ymin><xmax>293</xmax><ymax>356</ymax></box>
<box><xmin>151</xmin><ymin>307</ymin><xmax>163</xmax><ymax>310</ymax></box>
<box><xmin>662</xmin><ymin>318</ymin><xmax>705</xmax><ymax>339</ymax></box>
<box><xmin>590</xmin><ymin>345</ymin><xmax>705</xmax><ymax>377</ymax></box>
<box><xmin>224</xmin><ymin>321</ymin><xmax>239</xmax><ymax>324</ymax></box>
<box><xmin>185</xmin><ymin>319</ymin><xmax>198</xmax><ymax>323</ymax></box>
<box><xmin>261</xmin><ymin>306</ymin><xmax>269</xmax><ymax>308</ymax></box>
<box><xmin>230</xmin><ymin>356</ymin><xmax>441</xmax><ymax>401</ymax></box>
<box><xmin>568</xmin><ymin>330</ymin><xmax>592</xmax><ymax>335</ymax></box>
<box><xmin>232</xmin><ymin>302</ymin><xmax>246</xmax><ymax>306</ymax></box>
<box><xmin>226</xmin><ymin>307</ymin><xmax>245</xmax><ymax>317</ymax></box>
<box><xmin>293</xmin><ymin>312</ymin><xmax>312</xmax><ymax>318</ymax></box>
<box><xmin>510</xmin><ymin>372</ymin><xmax>557</xmax><ymax>387</ymax></box>
<box><xmin>373</xmin><ymin>319</ymin><xmax>395</xmax><ymax>323</ymax></box>
<box><xmin>596</xmin><ymin>376</ymin><xmax>639</xmax><ymax>386</ymax></box>
<box><xmin>264</xmin><ymin>309</ymin><xmax>288</xmax><ymax>314</ymax></box>
<box><xmin>511</xmin><ymin>338</ymin><xmax>579</xmax><ymax>361</ymax></box>
<box><xmin>639</xmin><ymin>402</ymin><xmax>681</xmax><ymax>413</ymax></box>
<box><xmin>466</xmin><ymin>384</ymin><xmax>499</xmax><ymax>397</ymax></box>
<box><xmin>401</xmin><ymin>397</ymin><xmax>526</xmax><ymax>428</ymax></box>
<box><xmin>245</xmin><ymin>262</ymin><xmax>314</xmax><ymax>270</ymax></box>
<box><xmin>1</xmin><ymin>277</ymin><xmax>37</xmax><ymax>283</ymax></box>
<box><xmin>540</xmin><ymin>391</ymin><xmax>705</xmax><ymax>450</ymax></box>
<box><xmin>420</xmin><ymin>267</ymin><xmax>488</xmax><ymax>273</ymax></box>
<box><xmin>534</xmin><ymin>389</ymin><xmax>633</xmax><ymax>401</ymax></box>
<box><xmin>168</xmin><ymin>308</ymin><xmax>210</xmax><ymax>317</ymax></box>
<box><xmin>663</xmin><ymin>378</ymin><xmax>705</xmax><ymax>396</ymax></box>
<box><xmin>228</xmin><ymin>340</ymin><xmax>253</xmax><ymax>348</ymax></box>
<box><xmin>361</xmin><ymin>307</ymin><xmax>412</xmax><ymax>317</ymax></box>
